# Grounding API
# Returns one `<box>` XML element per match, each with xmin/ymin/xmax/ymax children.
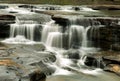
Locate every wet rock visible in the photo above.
<box><xmin>49</xmin><ymin>7</ymin><xmax>55</xmax><ymax>10</ymax></box>
<box><xmin>103</xmin><ymin>55</ymin><xmax>120</xmax><ymax>64</ymax></box>
<box><xmin>72</xmin><ymin>7</ymin><xmax>80</xmax><ymax>11</ymax></box>
<box><xmin>88</xmin><ymin>5</ymin><xmax>120</xmax><ymax>10</ymax></box>
<box><xmin>104</xmin><ymin>64</ymin><xmax>120</xmax><ymax>76</ymax></box>
<box><xmin>18</xmin><ymin>5</ymin><xmax>36</xmax><ymax>9</ymax></box>
<box><xmin>32</xmin><ymin>43</ymin><xmax>46</xmax><ymax>51</ymax></box>
<box><xmin>30</xmin><ymin>61</ymin><xmax>56</xmax><ymax>76</ymax></box>
<box><xmin>48</xmin><ymin>54</ymin><xmax>56</xmax><ymax>62</ymax></box>
<box><xmin>29</xmin><ymin>71</ymin><xmax>46</xmax><ymax>81</ymax></box>
<box><xmin>111</xmin><ymin>44</ymin><xmax>120</xmax><ymax>51</ymax></box>
<box><xmin>84</xmin><ymin>55</ymin><xmax>105</xmax><ymax>69</ymax></box>
<box><xmin>0</xmin><ymin>42</ymin><xmax>7</xmax><ymax>49</ymax></box>
<box><xmin>67</xmin><ymin>50</ymin><xmax>80</xmax><ymax>59</ymax></box>
<box><xmin>89</xmin><ymin>20</ymin><xmax>120</xmax><ymax>50</ymax></box>
<box><xmin>84</xmin><ymin>51</ymin><xmax>120</xmax><ymax>71</ymax></box>
<box><xmin>0</xmin><ymin>24</ymin><xmax>10</xmax><ymax>38</ymax></box>
<box><xmin>0</xmin><ymin>5</ymin><xmax>8</xmax><ymax>9</ymax></box>
<box><xmin>0</xmin><ymin>66</ymin><xmax>18</xmax><ymax>81</ymax></box>
<box><xmin>0</xmin><ymin>15</ymin><xmax>15</xmax><ymax>38</ymax></box>
<box><xmin>0</xmin><ymin>15</ymin><xmax>15</xmax><ymax>21</ymax></box>
<box><xmin>52</xmin><ymin>15</ymin><xmax>69</xmax><ymax>27</ymax></box>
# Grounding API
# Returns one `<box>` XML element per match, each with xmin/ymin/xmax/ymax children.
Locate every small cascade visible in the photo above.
<box><xmin>41</xmin><ymin>20</ymin><xmax>64</xmax><ymax>48</ymax></box>
<box><xmin>69</xmin><ymin>25</ymin><xmax>92</xmax><ymax>48</ymax></box>
<box><xmin>46</xmin><ymin>32</ymin><xmax>63</xmax><ymax>48</ymax></box>
<box><xmin>69</xmin><ymin>17</ymin><xmax>91</xmax><ymax>27</ymax></box>
<box><xmin>10</xmin><ymin>17</ymin><xmax>41</xmax><ymax>41</ymax></box>
<box><xmin>10</xmin><ymin>24</ymin><xmax>36</xmax><ymax>40</ymax></box>
<box><xmin>41</xmin><ymin>21</ymin><xmax>61</xmax><ymax>42</ymax></box>
<box><xmin>82</xmin><ymin>26</ymin><xmax>91</xmax><ymax>47</ymax></box>
<box><xmin>69</xmin><ymin>25</ymin><xmax>84</xmax><ymax>47</ymax></box>
<box><xmin>68</xmin><ymin>17</ymin><xmax>103</xmax><ymax>48</ymax></box>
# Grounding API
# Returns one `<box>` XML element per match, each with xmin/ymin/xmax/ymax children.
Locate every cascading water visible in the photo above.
<box><xmin>41</xmin><ymin>21</ymin><xmax>60</xmax><ymax>42</ymax></box>
<box><xmin>13</xmin><ymin>17</ymin><xmax>39</xmax><ymax>40</ymax></box>
<box><xmin>10</xmin><ymin>23</ymin><xmax>37</xmax><ymax>40</ymax></box>
<box><xmin>46</xmin><ymin>32</ymin><xmax>63</xmax><ymax>48</ymax></box>
<box><xmin>41</xmin><ymin>20</ymin><xmax>63</xmax><ymax>48</ymax></box>
<box><xmin>69</xmin><ymin>25</ymin><xmax>84</xmax><ymax>47</ymax></box>
<box><xmin>82</xmin><ymin>26</ymin><xmax>92</xmax><ymax>47</ymax></box>
<box><xmin>1</xmin><ymin>5</ymin><xmax>120</xmax><ymax>81</ymax></box>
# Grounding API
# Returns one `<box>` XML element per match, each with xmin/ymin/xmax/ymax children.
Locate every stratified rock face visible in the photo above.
<box><xmin>0</xmin><ymin>15</ymin><xmax>16</xmax><ymax>38</ymax></box>
<box><xmin>94</xmin><ymin>24</ymin><xmax>120</xmax><ymax>50</ymax></box>
<box><xmin>0</xmin><ymin>15</ymin><xmax>15</xmax><ymax>21</ymax></box>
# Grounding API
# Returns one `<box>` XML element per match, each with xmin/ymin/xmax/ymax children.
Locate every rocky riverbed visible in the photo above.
<box><xmin>0</xmin><ymin>4</ymin><xmax>120</xmax><ymax>81</ymax></box>
<box><xmin>1</xmin><ymin>42</ymin><xmax>120</xmax><ymax>81</ymax></box>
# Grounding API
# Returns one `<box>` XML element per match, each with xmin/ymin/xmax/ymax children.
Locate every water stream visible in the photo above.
<box><xmin>1</xmin><ymin>4</ymin><xmax>120</xmax><ymax>81</ymax></box>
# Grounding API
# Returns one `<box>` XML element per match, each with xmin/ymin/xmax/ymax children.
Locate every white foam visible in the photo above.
<box><xmin>2</xmin><ymin>35</ymin><xmax>35</xmax><ymax>44</ymax></box>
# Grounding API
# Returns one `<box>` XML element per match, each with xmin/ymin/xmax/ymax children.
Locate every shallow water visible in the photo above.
<box><xmin>47</xmin><ymin>71</ymin><xmax>120</xmax><ymax>81</ymax></box>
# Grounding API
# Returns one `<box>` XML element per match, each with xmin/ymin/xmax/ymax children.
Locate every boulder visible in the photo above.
<box><xmin>104</xmin><ymin>64</ymin><xmax>120</xmax><ymax>76</ymax></box>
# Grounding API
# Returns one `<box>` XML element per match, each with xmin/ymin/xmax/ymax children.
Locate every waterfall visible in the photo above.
<box><xmin>46</xmin><ymin>32</ymin><xmax>63</xmax><ymax>48</ymax></box>
<box><xmin>69</xmin><ymin>25</ymin><xmax>92</xmax><ymax>48</ymax></box>
<box><xmin>69</xmin><ymin>25</ymin><xmax>84</xmax><ymax>48</ymax></box>
<box><xmin>41</xmin><ymin>20</ymin><xmax>63</xmax><ymax>48</ymax></box>
<box><xmin>69</xmin><ymin>17</ymin><xmax>91</xmax><ymax>27</ymax></box>
<box><xmin>82</xmin><ymin>26</ymin><xmax>91</xmax><ymax>47</ymax></box>
<box><xmin>41</xmin><ymin>21</ymin><xmax>61</xmax><ymax>42</ymax></box>
<box><xmin>2</xmin><ymin>5</ymin><xmax>118</xmax><ymax>80</ymax></box>
<box><xmin>10</xmin><ymin>17</ymin><xmax>41</xmax><ymax>41</ymax></box>
<box><xmin>10</xmin><ymin>24</ymin><xmax>36</xmax><ymax>40</ymax></box>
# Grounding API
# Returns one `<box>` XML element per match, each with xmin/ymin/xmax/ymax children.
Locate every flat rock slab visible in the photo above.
<box><xmin>0</xmin><ymin>66</ymin><xmax>18</xmax><ymax>81</ymax></box>
<box><xmin>103</xmin><ymin>55</ymin><xmax>120</xmax><ymax>62</ymax></box>
<box><xmin>0</xmin><ymin>43</ymin><xmax>56</xmax><ymax>81</ymax></box>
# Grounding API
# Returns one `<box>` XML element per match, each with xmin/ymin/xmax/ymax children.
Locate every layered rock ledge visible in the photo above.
<box><xmin>0</xmin><ymin>15</ymin><xmax>15</xmax><ymax>38</ymax></box>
